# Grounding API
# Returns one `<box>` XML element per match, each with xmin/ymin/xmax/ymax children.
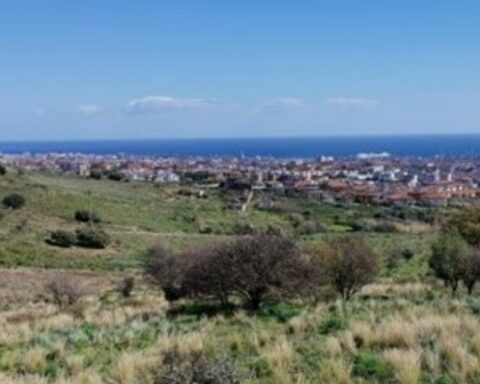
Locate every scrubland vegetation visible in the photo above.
<box><xmin>2</xmin><ymin>171</ymin><xmax>480</xmax><ymax>383</ymax></box>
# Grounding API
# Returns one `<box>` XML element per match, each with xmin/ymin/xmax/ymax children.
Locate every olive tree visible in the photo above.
<box><xmin>429</xmin><ymin>230</ymin><xmax>470</xmax><ymax>293</ymax></box>
<box><xmin>462</xmin><ymin>248</ymin><xmax>480</xmax><ymax>295</ymax></box>
<box><xmin>311</xmin><ymin>235</ymin><xmax>380</xmax><ymax>300</ymax></box>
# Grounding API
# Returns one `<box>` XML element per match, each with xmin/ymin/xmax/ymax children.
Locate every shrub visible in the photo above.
<box><xmin>108</xmin><ymin>171</ymin><xmax>124</xmax><ymax>181</ymax></box>
<box><xmin>249</xmin><ymin>357</ymin><xmax>271</xmax><ymax>378</ymax></box>
<box><xmin>429</xmin><ymin>230</ymin><xmax>470</xmax><ymax>292</ymax></box>
<box><xmin>0</xmin><ymin>164</ymin><xmax>6</xmax><ymax>175</ymax></box>
<box><xmin>46</xmin><ymin>276</ymin><xmax>84</xmax><ymax>307</ymax></box>
<box><xmin>221</xmin><ymin>176</ymin><xmax>252</xmax><ymax>191</ymax></box>
<box><xmin>46</xmin><ymin>230</ymin><xmax>76</xmax><ymax>248</ymax></box>
<box><xmin>146</xmin><ymin>233</ymin><xmax>310</xmax><ymax>310</ymax></box>
<box><xmin>309</xmin><ymin>235</ymin><xmax>380</xmax><ymax>300</ymax></box>
<box><xmin>74</xmin><ymin>209</ymin><xmax>101</xmax><ymax>223</ymax></box>
<box><xmin>435</xmin><ymin>374</ymin><xmax>455</xmax><ymax>384</ymax></box>
<box><xmin>351</xmin><ymin>218</ymin><xmax>376</xmax><ymax>232</ymax></box>
<box><xmin>297</xmin><ymin>220</ymin><xmax>323</xmax><ymax>235</ymax></box>
<box><xmin>76</xmin><ymin>228</ymin><xmax>111</xmax><ymax>249</ymax></box>
<box><xmin>402</xmin><ymin>248</ymin><xmax>414</xmax><ymax>260</ymax></box>
<box><xmin>387</xmin><ymin>247</ymin><xmax>414</xmax><ymax>270</ymax></box>
<box><xmin>119</xmin><ymin>277</ymin><xmax>135</xmax><ymax>298</ymax></box>
<box><xmin>319</xmin><ymin>314</ymin><xmax>348</xmax><ymax>334</ymax></box>
<box><xmin>230</xmin><ymin>222</ymin><xmax>256</xmax><ymax>235</ymax></box>
<box><xmin>353</xmin><ymin>352</ymin><xmax>392</xmax><ymax>381</ymax></box>
<box><xmin>217</xmin><ymin>233</ymin><xmax>308</xmax><ymax>309</ymax></box>
<box><xmin>89</xmin><ymin>169</ymin><xmax>102</xmax><ymax>180</ymax></box>
<box><xmin>2</xmin><ymin>193</ymin><xmax>25</xmax><ymax>209</ymax></box>
<box><xmin>155</xmin><ymin>348</ymin><xmax>240</xmax><ymax>384</ymax></box>
<box><xmin>181</xmin><ymin>244</ymin><xmax>237</xmax><ymax>306</ymax></box>
<box><xmin>257</xmin><ymin>301</ymin><xmax>302</xmax><ymax>322</ymax></box>
<box><xmin>446</xmin><ymin>207</ymin><xmax>480</xmax><ymax>245</ymax></box>
<box><xmin>462</xmin><ymin>248</ymin><xmax>480</xmax><ymax>295</ymax></box>
<box><xmin>145</xmin><ymin>245</ymin><xmax>188</xmax><ymax>303</ymax></box>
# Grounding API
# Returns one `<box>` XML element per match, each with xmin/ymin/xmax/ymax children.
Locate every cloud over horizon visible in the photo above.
<box><xmin>324</xmin><ymin>97</ymin><xmax>379</xmax><ymax>110</ymax></box>
<box><xmin>125</xmin><ymin>96</ymin><xmax>213</xmax><ymax>114</ymax></box>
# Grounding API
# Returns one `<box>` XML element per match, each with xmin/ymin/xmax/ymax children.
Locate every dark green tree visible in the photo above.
<box><xmin>429</xmin><ymin>230</ymin><xmax>470</xmax><ymax>293</ymax></box>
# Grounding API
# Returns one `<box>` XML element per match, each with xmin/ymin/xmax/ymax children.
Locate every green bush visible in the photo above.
<box><xmin>46</xmin><ymin>230</ymin><xmax>77</xmax><ymax>248</ymax></box>
<box><xmin>74</xmin><ymin>209</ymin><xmax>101</xmax><ymax>223</ymax></box>
<box><xmin>89</xmin><ymin>169</ymin><xmax>102</xmax><ymax>180</ymax></box>
<box><xmin>352</xmin><ymin>352</ymin><xmax>392</xmax><ymax>380</ymax></box>
<box><xmin>0</xmin><ymin>164</ymin><xmax>6</xmax><ymax>175</ymax></box>
<box><xmin>257</xmin><ymin>302</ymin><xmax>302</xmax><ymax>322</ymax></box>
<box><xmin>435</xmin><ymin>374</ymin><xmax>455</xmax><ymax>384</ymax></box>
<box><xmin>119</xmin><ymin>277</ymin><xmax>135</xmax><ymax>298</ymax></box>
<box><xmin>108</xmin><ymin>171</ymin><xmax>124</xmax><ymax>181</ymax></box>
<box><xmin>319</xmin><ymin>314</ymin><xmax>348</xmax><ymax>334</ymax></box>
<box><xmin>76</xmin><ymin>228</ymin><xmax>111</xmax><ymax>249</ymax></box>
<box><xmin>2</xmin><ymin>193</ymin><xmax>26</xmax><ymax>209</ymax></box>
<box><xmin>249</xmin><ymin>357</ymin><xmax>271</xmax><ymax>378</ymax></box>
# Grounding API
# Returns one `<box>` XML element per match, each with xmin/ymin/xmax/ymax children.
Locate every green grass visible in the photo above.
<box><xmin>0</xmin><ymin>172</ymin><xmax>436</xmax><ymax>271</ymax></box>
<box><xmin>0</xmin><ymin>171</ymin><xmax>477</xmax><ymax>383</ymax></box>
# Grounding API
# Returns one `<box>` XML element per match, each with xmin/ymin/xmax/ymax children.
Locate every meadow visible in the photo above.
<box><xmin>0</xmin><ymin>171</ymin><xmax>477</xmax><ymax>384</ymax></box>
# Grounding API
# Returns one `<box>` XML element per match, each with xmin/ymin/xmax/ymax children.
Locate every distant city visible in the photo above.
<box><xmin>3</xmin><ymin>149</ymin><xmax>480</xmax><ymax>207</ymax></box>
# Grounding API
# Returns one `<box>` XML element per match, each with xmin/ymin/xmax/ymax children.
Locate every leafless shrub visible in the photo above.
<box><xmin>145</xmin><ymin>233</ymin><xmax>309</xmax><ymax>310</ymax></box>
<box><xmin>119</xmin><ymin>276</ymin><xmax>135</xmax><ymax>298</ymax></box>
<box><xmin>45</xmin><ymin>275</ymin><xmax>85</xmax><ymax>307</ymax></box>
<box><xmin>223</xmin><ymin>232</ymin><xmax>308</xmax><ymax>309</ymax></box>
<box><xmin>145</xmin><ymin>245</ymin><xmax>189</xmax><ymax>302</ymax></box>
<box><xmin>182</xmin><ymin>244</ymin><xmax>236</xmax><ymax>306</ymax></box>
<box><xmin>155</xmin><ymin>347</ymin><xmax>240</xmax><ymax>384</ymax></box>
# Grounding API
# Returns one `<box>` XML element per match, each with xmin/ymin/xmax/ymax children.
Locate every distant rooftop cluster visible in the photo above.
<box><xmin>1</xmin><ymin>151</ymin><xmax>479</xmax><ymax>206</ymax></box>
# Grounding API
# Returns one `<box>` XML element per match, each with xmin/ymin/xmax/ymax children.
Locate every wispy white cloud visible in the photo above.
<box><xmin>324</xmin><ymin>97</ymin><xmax>379</xmax><ymax>110</ymax></box>
<box><xmin>125</xmin><ymin>95</ymin><xmax>213</xmax><ymax>114</ymax></box>
<box><xmin>263</xmin><ymin>97</ymin><xmax>305</xmax><ymax>112</ymax></box>
<box><xmin>77</xmin><ymin>104</ymin><xmax>101</xmax><ymax>115</ymax></box>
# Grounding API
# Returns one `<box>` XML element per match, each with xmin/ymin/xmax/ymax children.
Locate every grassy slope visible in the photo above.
<box><xmin>3</xmin><ymin>172</ymin><xmax>480</xmax><ymax>384</ymax></box>
<box><xmin>0</xmin><ymin>172</ymin><xmax>275</xmax><ymax>269</ymax></box>
<box><xmin>0</xmin><ymin>172</ymin><xmax>434</xmax><ymax>273</ymax></box>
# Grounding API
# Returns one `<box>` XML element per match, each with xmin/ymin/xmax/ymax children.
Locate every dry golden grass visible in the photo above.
<box><xmin>0</xmin><ymin>268</ymin><xmax>123</xmax><ymax>305</ymax></box>
<box><xmin>360</xmin><ymin>281</ymin><xmax>430</xmax><ymax>297</ymax></box>
<box><xmin>383</xmin><ymin>348</ymin><xmax>421</xmax><ymax>384</ymax></box>
<box><xmin>317</xmin><ymin>358</ymin><xmax>352</xmax><ymax>384</ymax></box>
<box><xmin>3</xmin><ymin>267</ymin><xmax>480</xmax><ymax>384</ymax></box>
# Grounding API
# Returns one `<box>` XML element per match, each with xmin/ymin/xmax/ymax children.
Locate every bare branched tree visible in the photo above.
<box><xmin>310</xmin><ymin>235</ymin><xmax>380</xmax><ymax>300</ymax></box>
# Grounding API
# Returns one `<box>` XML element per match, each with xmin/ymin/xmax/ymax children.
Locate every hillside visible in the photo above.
<box><xmin>2</xmin><ymin>172</ymin><xmax>476</xmax><ymax>384</ymax></box>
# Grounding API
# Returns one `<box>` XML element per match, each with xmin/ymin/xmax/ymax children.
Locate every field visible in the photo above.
<box><xmin>1</xmin><ymin>171</ymin><xmax>479</xmax><ymax>383</ymax></box>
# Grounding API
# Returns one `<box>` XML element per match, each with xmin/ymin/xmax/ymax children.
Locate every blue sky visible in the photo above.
<box><xmin>1</xmin><ymin>0</ymin><xmax>480</xmax><ymax>140</ymax></box>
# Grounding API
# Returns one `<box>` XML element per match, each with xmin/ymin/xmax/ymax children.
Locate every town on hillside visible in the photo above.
<box><xmin>2</xmin><ymin>151</ymin><xmax>479</xmax><ymax>207</ymax></box>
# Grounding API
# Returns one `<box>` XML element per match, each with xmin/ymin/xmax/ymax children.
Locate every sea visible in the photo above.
<box><xmin>1</xmin><ymin>135</ymin><xmax>480</xmax><ymax>158</ymax></box>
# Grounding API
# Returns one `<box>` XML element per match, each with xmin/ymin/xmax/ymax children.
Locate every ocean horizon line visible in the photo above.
<box><xmin>1</xmin><ymin>135</ymin><xmax>480</xmax><ymax>158</ymax></box>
